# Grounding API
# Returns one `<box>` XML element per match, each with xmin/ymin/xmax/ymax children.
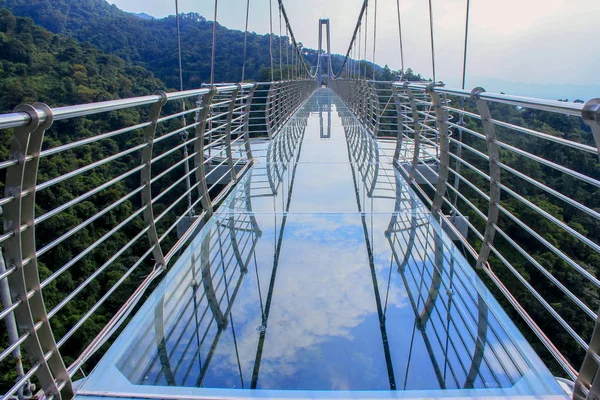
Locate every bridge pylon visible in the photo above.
<box><xmin>317</xmin><ymin>18</ymin><xmax>332</xmax><ymax>86</ymax></box>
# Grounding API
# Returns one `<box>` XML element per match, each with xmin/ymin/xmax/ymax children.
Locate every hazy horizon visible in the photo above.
<box><xmin>108</xmin><ymin>0</ymin><xmax>599</xmax><ymax>101</ymax></box>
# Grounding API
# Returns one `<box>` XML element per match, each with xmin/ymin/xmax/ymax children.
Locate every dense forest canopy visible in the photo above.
<box><xmin>0</xmin><ymin>8</ymin><xmax>164</xmax><ymax>110</ymax></box>
<box><xmin>0</xmin><ymin>0</ymin><xmax>392</xmax><ymax>91</ymax></box>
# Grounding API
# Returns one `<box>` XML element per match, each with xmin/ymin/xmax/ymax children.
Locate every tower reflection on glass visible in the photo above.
<box><xmin>318</xmin><ymin>91</ymin><xmax>332</xmax><ymax>139</ymax></box>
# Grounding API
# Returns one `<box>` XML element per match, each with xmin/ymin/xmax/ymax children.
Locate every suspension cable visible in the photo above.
<box><xmin>358</xmin><ymin>23</ymin><xmax>362</xmax><ymax>78</ymax></box>
<box><xmin>291</xmin><ymin>33</ymin><xmax>295</xmax><ymax>80</ymax></box>
<box><xmin>175</xmin><ymin>0</ymin><xmax>184</xmax><ymax>91</ymax></box>
<box><xmin>364</xmin><ymin>2</ymin><xmax>368</xmax><ymax>79</ymax></box>
<box><xmin>277</xmin><ymin>0</ymin><xmax>317</xmax><ymax>79</ymax></box>
<box><xmin>461</xmin><ymin>0</ymin><xmax>471</xmax><ymax>89</ymax></box>
<box><xmin>175</xmin><ymin>0</ymin><xmax>193</xmax><ymax>216</ymax></box>
<box><xmin>241</xmin><ymin>0</ymin><xmax>250</xmax><ymax>81</ymax></box>
<box><xmin>286</xmin><ymin>25</ymin><xmax>290</xmax><ymax>80</ymax></box>
<box><xmin>452</xmin><ymin>0</ymin><xmax>471</xmax><ymax>210</ymax></box>
<box><xmin>396</xmin><ymin>0</ymin><xmax>405</xmax><ymax>76</ymax></box>
<box><xmin>427</xmin><ymin>0</ymin><xmax>436</xmax><ymax>82</ymax></box>
<box><xmin>328</xmin><ymin>0</ymin><xmax>368</xmax><ymax>79</ymax></box>
<box><xmin>278</xmin><ymin>4</ymin><xmax>283</xmax><ymax>81</ymax></box>
<box><xmin>210</xmin><ymin>0</ymin><xmax>218</xmax><ymax>84</ymax></box>
<box><xmin>372</xmin><ymin>0</ymin><xmax>377</xmax><ymax>80</ymax></box>
<box><xmin>269</xmin><ymin>0</ymin><xmax>274</xmax><ymax>81</ymax></box>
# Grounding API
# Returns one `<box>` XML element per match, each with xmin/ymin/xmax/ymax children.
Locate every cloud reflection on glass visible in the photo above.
<box><xmin>82</xmin><ymin>89</ymin><xmax>565</xmax><ymax>399</ymax></box>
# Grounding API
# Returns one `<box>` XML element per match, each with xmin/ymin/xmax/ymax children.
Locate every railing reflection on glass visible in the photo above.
<box><xmin>331</xmin><ymin>78</ymin><xmax>600</xmax><ymax>400</ymax></box>
<box><xmin>0</xmin><ymin>80</ymin><xmax>315</xmax><ymax>400</ymax></box>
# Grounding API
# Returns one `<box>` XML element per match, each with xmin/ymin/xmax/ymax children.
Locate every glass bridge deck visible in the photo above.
<box><xmin>77</xmin><ymin>89</ymin><xmax>567</xmax><ymax>399</ymax></box>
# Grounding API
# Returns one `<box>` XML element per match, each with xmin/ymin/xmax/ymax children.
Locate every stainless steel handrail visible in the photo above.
<box><xmin>332</xmin><ymin>78</ymin><xmax>600</xmax><ymax>400</ymax></box>
<box><xmin>0</xmin><ymin>80</ymin><xmax>315</xmax><ymax>400</ymax></box>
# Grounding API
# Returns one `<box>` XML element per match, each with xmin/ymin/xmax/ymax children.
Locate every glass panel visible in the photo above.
<box><xmin>80</xmin><ymin>89</ymin><xmax>566</xmax><ymax>399</ymax></box>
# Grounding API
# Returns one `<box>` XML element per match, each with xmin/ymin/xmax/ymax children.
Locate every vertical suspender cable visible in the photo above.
<box><xmin>427</xmin><ymin>0</ymin><xmax>436</xmax><ymax>82</ymax></box>
<box><xmin>364</xmin><ymin>3</ymin><xmax>368</xmax><ymax>79</ymax></box>
<box><xmin>352</xmin><ymin>40</ymin><xmax>355</xmax><ymax>78</ymax></box>
<box><xmin>355</xmin><ymin>41</ymin><xmax>358</xmax><ymax>78</ymax></box>
<box><xmin>461</xmin><ymin>0</ymin><xmax>471</xmax><ymax>89</ymax></box>
<box><xmin>286</xmin><ymin>25</ymin><xmax>290</xmax><ymax>80</ymax></box>
<box><xmin>241</xmin><ymin>0</ymin><xmax>250</xmax><ymax>81</ymax></box>
<box><xmin>357</xmin><ymin>27</ymin><xmax>360</xmax><ymax>78</ymax></box>
<box><xmin>175</xmin><ymin>0</ymin><xmax>193</xmax><ymax>216</ymax></box>
<box><xmin>176</xmin><ymin>0</ymin><xmax>184</xmax><ymax>91</ymax></box>
<box><xmin>372</xmin><ymin>0</ymin><xmax>377</xmax><ymax>80</ymax></box>
<box><xmin>453</xmin><ymin>0</ymin><xmax>471</xmax><ymax>211</ymax></box>
<box><xmin>396</xmin><ymin>0</ymin><xmax>405</xmax><ymax>76</ymax></box>
<box><xmin>351</xmin><ymin>45</ymin><xmax>354</xmax><ymax>78</ymax></box>
<box><xmin>278</xmin><ymin>4</ymin><xmax>283</xmax><ymax>81</ymax></box>
<box><xmin>291</xmin><ymin>35</ymin><xmax>295</xmax><ymax>80</ymax></box>
<box><xmin>210</xmin><ymin>0</ymin><xmax>218</xmax><ymax>84</ymax></box>
<box><xmin>356</xmin><ymin>24</ymin><xmax>362</xmax><ymax>79</ymax></box>
<box><xmin>269</xmin><ymin>0</ymin><xmax>274</xmax><ymax>82</ymax></box>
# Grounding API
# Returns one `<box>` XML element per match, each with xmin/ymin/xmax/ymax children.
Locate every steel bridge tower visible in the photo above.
<box><xmin>317</xmin><ymin>18</ymin><xmax>332</xmax><ymax>86</ymax></box>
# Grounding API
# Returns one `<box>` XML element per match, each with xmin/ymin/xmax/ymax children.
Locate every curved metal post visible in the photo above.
<box><xmin>471</xmin><ymin>87</ymin><xmax>501</xmax><ymax>269</ymax></box>
<box><xmin>405</xmin><ymin>85</ymin><xmax>422</xmax><ymax>181</ymax></box>
<box><xmin>194</xmin><ymin>88</ymin><xmax>217</xmax><ymax>216</ymax></box>
<box><xmin>573</xmin><ymin>96</ymin><xmax>600</xmax><ymax>400</ymax></box>
<box><xmin>141</xmin><ymin>91</ymin><xmax>168</xmax><ymax>269</ymax></box>
<box><xmin>429</xmin><ymin>85</ymin><xmax>450</xmax><ymax>217</ymax></box>
<box><xmin>265</xmin><ymin>83</ymin><xmax>277</xmax><ymax>139</ymax></box>
<box><xmin>243</xmin><ymin>85</ymin><xmax>256</xmax><ymax>161</ymax></box>
<box><xmin>391</xmin><ymin>85</ymin><xmax>405</xmax><ymax>164</ymax></box>
<box><xmin>575</xmin><ymin>314</ymin><xmax>600</xmax><ymax>400</ymax></box>
<box><xmin>224</xmin><ymin>85</ymin><xmax>241</xmax><ymax>182</ymax></box>
<box><xmin>582</xmin><ymin>98</ymin><xmax>600</xmax><ymax>157</ymax></box>
<box><xmin>371</xmin><ymin>82</ymin><xmax>382</xmax><ymax>137</ymax></box>
<box><xmin>4</xmin><ymin>103</ymin><xmax>73</xmax><ymax>399</ymax></box>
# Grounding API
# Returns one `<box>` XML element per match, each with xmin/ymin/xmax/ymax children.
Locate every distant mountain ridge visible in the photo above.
<box><xmin>131</xmin><ymin>12</ymin><xmax>155</xmax><ymax>20</ymax></box>
<box><xmin>0</xmin><ymin>0</ymin><xmax>381</xmax><ymax>88</ymax></box>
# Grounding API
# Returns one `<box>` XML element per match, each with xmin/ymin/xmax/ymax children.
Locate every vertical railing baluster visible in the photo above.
<box><xmin>582</xmin><ymin>98</ymin><xmax>600</xmax><ymax>157</ymax></box>
<box><xmin>471</xmin><ymin>87</ymin><xmax>501</xmax><ymax>269</ymax></box>
<box><xmin>141</xmin><ymin>92</ymin><xmax>168</xmax><ymax>269</ymax></box>
<box><xmin>265</xmin><ymin>83</ymin><xmax>276</xmax><ymax>139</ymax></box>
<box><xmin>429</xmin><ymin>84</ymin><xmax>450</xmax><ymax>217</ymax></box>
<box><xmin>391</xmin><ymin>85</ymin><xmax>405</xmax><ymax>164</ymax></box>
<box><xmin>406</xmin><ymin>85</ymin><xmax>421</xmax><ymax>182</ymax></box>
<box><xmin>577</xmin><ymin>97</ymin><xmax>600</xmax><ymax>400</ymax></box>
<box><xmin>4</xmin><ymin>103</ymin><xmax>73</xmax><ymax>399</ymax></box>
<box><xmin>194</xmin><ymin>87</ymin><xmax>217</xmax><ymax>216</ymax></box>
<box><xmin>223</xmin><ymin>85</ymin><xmax>241</xmax><ymax>182</ymax></box>
<box><xmin>372</xmin><ymin>82</ymin><xmax>382</xmax><ymax>137</ymax></box>
<box><xmin>243</xmin><ymin>85</ymin><xmax>257</xmax><ymax>162</ymax></box>
<box><xmin>575</xmin><ymin>315</ymin><xmax>600</xmax><ymax>400</ymax></box>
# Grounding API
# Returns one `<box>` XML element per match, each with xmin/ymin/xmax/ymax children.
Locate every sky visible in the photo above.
<box><xmin>107</xmin><ymin>0</ymin><xmax>599</xmax><ymax>99</ymax></box>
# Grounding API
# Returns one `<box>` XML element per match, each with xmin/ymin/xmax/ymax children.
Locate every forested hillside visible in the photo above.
<box><xmin>0</xmin><ymin>0</ymin><xmax>366</xmax><ymax>88</ymax></box>
<box><xmin>0</xmin><ymin>8</ymin><xmax>164</xmax><ymax>111</ymax></box>
<box><xmin>0</xmin><ymin>10</ymin><xmax>179</xmax><ymax>391</ymax></box>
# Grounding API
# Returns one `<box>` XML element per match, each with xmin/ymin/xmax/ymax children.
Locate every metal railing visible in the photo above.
<box><xmin>0</xmin><ymin>80</ymin><xmax>315</xmax><ymax>400</ymax></box>
<box><xmin>332</xmin><ymin>78</ymin><xmax>600</xmax><ymax>400</ymax></box>
<box><xmin>1</xmin><ymin>72</ymin><xmax>598</xmax><ymax>400</ymax></box>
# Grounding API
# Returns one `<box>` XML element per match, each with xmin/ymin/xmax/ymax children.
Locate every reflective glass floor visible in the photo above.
<box><xmin>77</xmin><ymin>89</ymin><xmax>567</xmax><ymax>399</ymax></box>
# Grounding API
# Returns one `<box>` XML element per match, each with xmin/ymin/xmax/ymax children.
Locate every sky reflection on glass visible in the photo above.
<box><xmin>81</xmin><ymin>89</ymin><xmax>567</xmax><ymax>400</ymax></box>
